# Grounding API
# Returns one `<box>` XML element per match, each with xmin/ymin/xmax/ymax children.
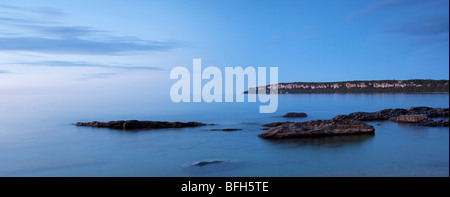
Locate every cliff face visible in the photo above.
<box><xmin>247</xmin><ymin>80</ymin><xmax>449</xmax><ymax>94</ymax></box>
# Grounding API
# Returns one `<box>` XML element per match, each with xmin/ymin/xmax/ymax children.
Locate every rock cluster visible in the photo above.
<box><xmin>259</xmin><ymin>107</ymin><xmax>448</xmax><ymax>139</ymax></box>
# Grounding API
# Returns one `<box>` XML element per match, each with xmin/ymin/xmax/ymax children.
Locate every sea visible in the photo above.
<box><xmin>0</xmin><ymin>93</ymin><xmax>448</xmax><ymax>177</ymax></box>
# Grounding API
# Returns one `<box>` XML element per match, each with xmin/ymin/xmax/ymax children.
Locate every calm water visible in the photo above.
<box><xmin>0</xmin><ymin>93</ymin><xmax>448</xmax><ymax>177</ymax></box>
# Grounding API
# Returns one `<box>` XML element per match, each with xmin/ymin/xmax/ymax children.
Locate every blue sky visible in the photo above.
<box><xmin>0</xmin><ymin>0</ymin><xmax>448</xmax><ymax>94</ymax></box>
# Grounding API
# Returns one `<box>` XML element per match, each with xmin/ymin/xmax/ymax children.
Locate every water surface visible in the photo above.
<box><xmin>0</xmin><ymin>93</ymin><xmax>448</xmax><ymax>176</ymax></box>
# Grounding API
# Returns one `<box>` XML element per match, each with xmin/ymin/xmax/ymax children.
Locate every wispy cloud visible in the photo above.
<box><xmin>0</xmin><ymin>3</ymin><xmax>64</xmax><ymax>17</ymax></box>
<box><xmin>0</xmin><ymin>70</ymin><xmax>10</xmax><ymax>74</ymax></box>
<box><xmin>77</xmin><ymin>72</ymin><xmax>120</xmax><ymax>80</ymax></box>
<box><xmin>12</xmin><ymin>60</ymin><xmax>163</xmax><ymax>71</ymax></box>
<box><xmin>0</xmin><ymin>37</ymin><xmax>180</xmax><ymax>55</ymax></box>
<box><xmin>392</xmin><ymin>15</ymin><xmax>449</xmax><ymax>43</ymax></box>
<box><xmin>347</xmin><ymin>0</ymin><xmax>447</xmax><ymax>19</ymax></box>
<box><xmin>0</xmin><ymin>4</ymin><xmax>183</xmax><ymax>54</ymax></box>
<box><xmin>347</xmin><ymin>0</ymin><xmax>449</xmax><ymax>44</ymax></box>
<box><xmin>16</xmin><ymin>24</ymin><xmax>104</xmax><ymax>38</ymax></box>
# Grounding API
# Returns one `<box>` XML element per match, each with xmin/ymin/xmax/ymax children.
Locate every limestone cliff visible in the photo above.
<box><xmin>246</xmin><ymin>79</ymin><xmax>449</xmax><ymax>94</ymax></box>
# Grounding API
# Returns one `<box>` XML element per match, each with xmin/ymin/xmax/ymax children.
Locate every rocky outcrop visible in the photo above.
<box><xmin>75</xmin><ymin>120</ymin><xmax>207</xmax><ymax>130</ymax></box>
<box><xmin>259</xmin><ymin>106</ymin><xmax>447</xmax><ymax>139</ymax></box>
<box><xmin>261</xmin><ymin>121</ymin><xmax>292</xmax><ymax>127</ymax></box>
<box><xmin>332</xmin><ymin>107</ymin><xmax>448</xmax><ymax>121</ymax></box>
<box><xmin>258</xmin><ymin>120</ymin><xmax>375</xmax><ymax>139</ymax></box>
<box><xmin>389</xmin><ymin>114</ymin><xmax>449</xmax><ymax>127</ymax></box>
<box><xmin>332</xmin><ymin>107</ymin><xmax>449</xmax><ymax>127</ymax></box>
<box><xmin>333</xmin><ymin>109</ymin><xmax>408</xmax><ymax>121</ymax></box>
<box><xmin>419</xmin><ymin>119</ymin><xmax>449</xmax><ymax>127</ymax></box>
<box><xmin>389</xmin><ymin>114</ymin><xmax>428</xmax><ymax>123</ymax></box>
<box><xmin>282</xmin><ymin>112</ymin><xmax>307</xmax><ymax>118</ymax></box>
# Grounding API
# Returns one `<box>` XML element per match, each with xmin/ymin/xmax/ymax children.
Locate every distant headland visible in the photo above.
<box><xmin>245</xmin><ymin>79</ymin><xmax>449</xmax><ymax>94</ymax></box>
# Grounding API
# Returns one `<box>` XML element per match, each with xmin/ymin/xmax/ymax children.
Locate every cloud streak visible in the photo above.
<box><xmin>347</xmin><ymin>0</ymin><xmax>449</xmax><ymax>44</ymax></box>
<box><xmin>395</xmin><ymin>15</ymin><xmax>449</xmax><ymax>36</ymax></box>
<box><xmin>392</xmin><ymin>15</ymin><xmax>449</xmax><ymax>43</ymax></box>
<box><xmin>0</xmin><ymin>3</ymin><xmax>64</xmax><ymax>17</ymax></box>
<box><xmin>77</xmin><ymin>72</ymin><xmax>120</xmax><ymax>80</ymax></box>
<box><xmin>0</xmin><ymin>37</ymin><xmax>180</xmax><ymax>55</ymax></box>
<box><xmin>347</xmin><ymin>0</ymin><xmax>447</xmax><ymax>19</ymax></box>
<box><xmin>0</xmin><ymin>4</ymin><xmax>183</xmax><ymax>54</ymax></box>
<box><xmin>12</xmin><ymin>60</ymin><xmax>163</xmax><ymax>71</ymax></box>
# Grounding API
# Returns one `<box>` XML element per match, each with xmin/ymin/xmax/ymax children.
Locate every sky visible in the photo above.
<box><xmin>0</xmin><ymin>0</ymin><xmax>448</xmax><ymax>95</ymax></box>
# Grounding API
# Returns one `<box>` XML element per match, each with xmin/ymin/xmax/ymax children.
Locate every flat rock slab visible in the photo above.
<box><xmin>75</xmin><ymin>120</ymin><xmax>208</xmax><ymax>130</ymax></box>
<box><xmin>259</xmin><ymin>120</ymin><xmax>375</xmax><ymax>139</ymax></box>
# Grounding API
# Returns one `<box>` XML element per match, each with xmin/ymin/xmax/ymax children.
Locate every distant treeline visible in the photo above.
<box><xmin>245</xmin><ymin>79</ymin><xmax>449</xmax><ymax>94</ymax></box>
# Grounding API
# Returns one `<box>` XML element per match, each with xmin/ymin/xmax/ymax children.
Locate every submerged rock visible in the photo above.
<box><xmin>189</xmin><ymin>160</ymin><xmax>225</xmax><ymax>167</ymax></box>
<box><xmin>210</xmin><ymin>128</ymin><xmax>242</xmax><ymax>131</ymax></box>
<box><xmin>75</xmin><ymin>120</ymin><xmax>208</xmax><ymax>130</ymax></box>
<box><xmin>185</xmin><ymin>159</ymin><xmax>241</xmax><ymax>167</ymax></box>
<box><xmin>259</xmin><ymin>120</ymin><xmax>375</xmax><ymax>139</ymax></box>
<box><xmin>282</xmin><ymin>112</ymin><xmax>308</xmax><ymax>118</ymax></box>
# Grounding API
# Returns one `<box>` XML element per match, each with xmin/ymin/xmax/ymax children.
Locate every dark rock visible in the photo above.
<box><xmin>210</xmin><ymin>128</ymin><xmax>242</xmax><ymax>131</ymax></box>
<box><xmin>333</xmin><ymin>112</ymin><xmax>382</xmax><ymax>121</ymax></box>
<box><xmin>408</xmin><ymin>107</ymin><xmax>449</xmax><ymax>117</ymax></box>
<box><xmin>389</xmin><ymin>114</ymin><xmax>428</xmax><ymax>123</ymax></box>
<box><xmin>332</xmin><ymin>107</ymin><xmax>449</xmax><ymax>122</ymax></box>
<box><xmin>376</xmin><ymin>108</ymin><xmax>410</xmax><ymax>119</ymax></box>
<box><xmin>189</xmin><ymin>160</ymin><xmax>225</xmax><ymax>167</ymax></box>
<box><xmin>258</xmin><ymin>120</ymin><xmax>375</xmax><ymax>139</ymax></box>
<box><xmin>419</xmin><ymin>119</ymin><xmax>449</xmax><ymax>127</ymax></box>
<box><xmin>282</xmin><ymin>112</ymin><xmax>308</xmax><ymax>118</ymax></box>
<box><xmin>75</xmin><ymin>120</ymin><xmax>207</xmax><ymax>130</ymax></box>
<box><xmin>262</xmin><ymin>121</ymin><xmax>292</xmax><ymax>127</ymax></box>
